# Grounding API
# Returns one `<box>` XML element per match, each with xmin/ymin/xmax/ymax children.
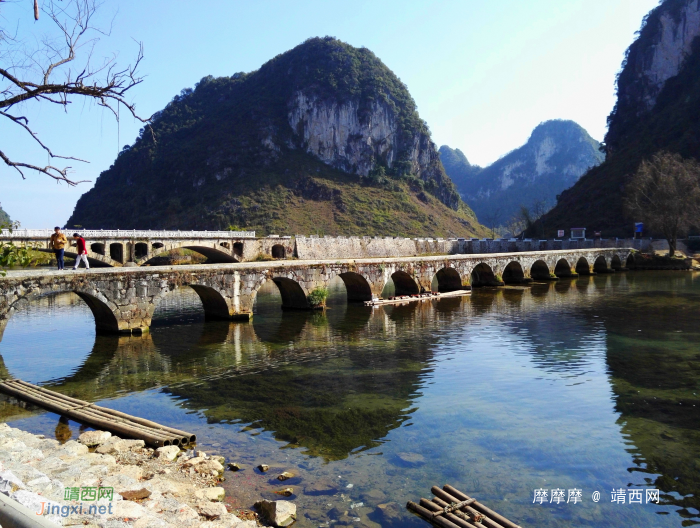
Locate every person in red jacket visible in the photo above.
<box><xmin>72</xmin><ymin>233</ymin><xmax>90</xmax><ymax>270</ymax></box>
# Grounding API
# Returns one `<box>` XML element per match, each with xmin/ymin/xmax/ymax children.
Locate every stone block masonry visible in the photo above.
<box><xmin>0</xmin><ymin>248</ymin><xmax>633</xmax><ymax>335</ymax></box>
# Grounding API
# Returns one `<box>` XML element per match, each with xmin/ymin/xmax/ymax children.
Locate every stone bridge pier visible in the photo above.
<box><xmin>0</xmin><ymin>249</ymin><xmax>632</xmax><ymax>335</ymax></box>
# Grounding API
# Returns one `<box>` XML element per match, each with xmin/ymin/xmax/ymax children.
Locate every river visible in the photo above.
<box><xmin>0</xmin><ymin>271</ymin><xmax>698</xmax><ymax>527</ymax></box>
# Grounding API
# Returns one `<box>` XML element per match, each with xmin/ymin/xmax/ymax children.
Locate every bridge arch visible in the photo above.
<box><xmin>502</xmin><ymin>261</ymin><xmax>525</xmax><ymax>284</ymax></box>
<box><xmin>575</xmin><ymin>257</ymin><xmax>591</xmax><ymax>275</ymax></box>
<box><xmin>272</xmin><ymin>277</ymin><xmax>309</xmax><ymax>309</ymax></box>
<box><xmin>432</xmin><ymin>267</ymin><xmax>463</xmax><ymax>292</ymax></box>
<box><xmin>593</xmin><ymin>256</ymin><xmax>609</xmax><ymax>273</ymax></box>
<box><xmin>471</xmin><ymin>262</ymin><xmax>497</xmax><ymax>287</ymax></box>
<box><xmin>386</xmin><ymin>271</ymin><xmax>419</xmax><ymax>297</ymax></box>
<box><xmin>338</xmin><ymin>272</ymin><xmax>373</xmax><ymax>302</ymax></box>
<box><xmin>554</xmin><ymin>258</ymin><xmax>574</xmax><ymax>278</ymax></box>
<box><xmin>530</xmin><ymin>259</ymin><xmax>552</xmax><ymax>280</ymax></box>
<box><xmin>148</xmin><ymin>245</ymin><xmax>239</xmax><ymax>264</ymax></box>
<box><xmin>626</xmin><ymin>253</ymin><xmax>635</xmax><ymax>269</ymax></box>
<box><xmin>4</xmin><ymin>289</ymin><xmax>120</xmax><ymax>334</ymax></box>
<box><xmin>271</xmin><ymin>244</ymin><xmax>286</xmax><ymax>259</ymax></box>
<box><xmin>611</xmin><ymin>255</ymin><xmax>623</xmax><ymax>271</ymax></box>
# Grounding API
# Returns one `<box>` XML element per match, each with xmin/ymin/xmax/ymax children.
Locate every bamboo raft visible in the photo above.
<box><xmin>0</xmin><ymin>378</ymin><xmax>195</xmax><ymax>447</ymax></box>
<box><xmin>364</xmin><ymin>289</ymin><xmax>471</xmax><ymax>307</ymax></box>
<box><xmin>407</xmin><ymin>485</ymin><xmax>523</xmax><ymax>528</ymax></box>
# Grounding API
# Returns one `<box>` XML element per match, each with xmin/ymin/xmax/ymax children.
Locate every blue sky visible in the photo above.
<box><xmin>1</xmin><ymin>0</ymin><xmax>659</xmax><ymax>227</ymax></box>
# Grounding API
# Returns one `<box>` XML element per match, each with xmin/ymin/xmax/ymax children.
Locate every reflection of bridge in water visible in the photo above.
<box><xmin>0</xmin><ymin>248</ymin><xmax>633</xmax><ymax>334</ymax></box>
<box><xmin>0</xmin><ymin>274</ymin><xmax>654</xmax><ymax>458</ymax></box>
<box><xmin>1</xmin><ymin>271</ymin><xmax>697</xmax><ymax>522</ymax></box>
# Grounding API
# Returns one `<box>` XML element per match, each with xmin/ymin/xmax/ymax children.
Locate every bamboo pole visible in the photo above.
<box><xmin>0</xmin><ymin>379</ymin><xmax>194</xmax><ymax>448</ymax></box>
<box><xmin>2</xmin><ymin>381</ymin><xmax>176</xmax><ymax>445</ymax></box>
<box><xmin>90</xmin><ymin>405</ymin><xmax>196</xmax><ymax>443</ymax></box>
<box><xmin>407</xmin><ymin>502</ymin><xmax>462</xmax><ymax>528</ymax></box>
<box><xmin>419</xmin><ymin>498</ymin><xmax>479</xmax><ymax>528</ymax></box>
<box><xmin>432</xmin><ymin>487</ymin><xmax>505</xmax><ymax>528</ymax></box>
<box><xmin>443</xmin><ymin>486</ymin><xmax>522</xmax><ymax>528</ymax></box>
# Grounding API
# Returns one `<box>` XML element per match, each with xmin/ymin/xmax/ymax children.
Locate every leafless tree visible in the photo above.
<box><xmin>482</xmin><ymin>207</ymin><xmax>502</xmax><ymax>239</ymax></box>
<box><xmin>623</xmin><ymin>151</ymin><xmax>700</xmax><ymax>257</ymax></box>
<box><xmin>518</xmin><ymin>198</ymin><xmax>548</xmax><ymax>238</ymax></box>
<box><xmin>1</xmin><ymin>0</ymin><xmax>149</xmax><ymax>185</ymax></box>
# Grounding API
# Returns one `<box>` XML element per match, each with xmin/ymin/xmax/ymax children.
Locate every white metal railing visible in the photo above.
<box><xmin>0</xmin><ymin>229</ymin><xmax>256</xmax><ymax>239</ymax></box>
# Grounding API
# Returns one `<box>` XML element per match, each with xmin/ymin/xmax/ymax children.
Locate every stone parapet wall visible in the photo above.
<box><xmin>295</xmin><ymin>236</ymin><xmax>649</xmax><ymax>259</ymax></box>
<box><xmin>295</xmin><ymin>236</ymin><xmax>462</xmax><ymax>260</ymax></box>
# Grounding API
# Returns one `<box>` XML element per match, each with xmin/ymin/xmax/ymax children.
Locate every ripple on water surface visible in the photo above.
<box><xmin>0</xmin><ymin>272</ymin><xmax>699</xmax><ymax>527</ymax></box>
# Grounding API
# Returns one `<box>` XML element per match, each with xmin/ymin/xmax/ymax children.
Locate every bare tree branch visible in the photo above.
<box><xmin>0</xmin><ymin>0</ymin><xmax>151</xmax><ymax>185</ymax></box>
<box><xmin>623</xmin><ymin>151</ymin><xmax>700</xmax><ymax>256</ymax></box>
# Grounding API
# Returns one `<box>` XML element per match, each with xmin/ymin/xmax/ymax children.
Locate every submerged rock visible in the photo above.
<box><xmin>396</xmin><ymin>452</ymin><xmax>425</xmax><ymax>466</ymax></box>
<box><xmin>255</xmin><ymin>499</ymin><xmax>297</xmax><ymax>527</ymax></box>
<box><xmin>277</xmin><ymin>471</ymin><xmax>294</xmax><ymax>481</ymax></box>
<box><xmin>257</xmin><ymin>464</ymin><xmax>270</xmax><ymax>472</ymax></box>
<box><xmin>303</xmin><ymin>479</ymin><xmax>338</xmax><ymax>495</ymax></box>
<box><xmin>375</xmin><ymin>502</ymin><xmax>404</xmax><ymax>526</ymax></box>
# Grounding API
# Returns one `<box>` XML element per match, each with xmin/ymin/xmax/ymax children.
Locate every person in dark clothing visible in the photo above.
<box><xmin>49</xmin><ymin>226</ymin><xmax>67</xmax><ymax>270</ymax></box>
<box><xmin>72</xmin><ymin>233</ymin><xmax>89</xmax><ymax>270</ymax></box>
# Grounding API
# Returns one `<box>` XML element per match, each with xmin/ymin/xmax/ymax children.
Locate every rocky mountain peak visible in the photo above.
<box><xmin>606</xmin><ymin>0</ymin><xmax>700</xmax><ymax>151</ymax></box>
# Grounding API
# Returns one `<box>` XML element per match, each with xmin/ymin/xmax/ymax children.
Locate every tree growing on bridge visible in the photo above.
<box><xmin>1</xmin><ymin>0</ymin><xmax>149</xmax><ymax>185</ymax></box>
<box><xmin>623</xmin><ymin>151</ymin><xmax>700</xmax><ymax>257</ymax></box>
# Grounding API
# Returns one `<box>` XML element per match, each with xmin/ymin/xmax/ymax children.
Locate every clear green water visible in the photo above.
<box><xmin>1</xmin><ymin>272</ymin><xmax>699</xmax><ymax>527</ymax></box>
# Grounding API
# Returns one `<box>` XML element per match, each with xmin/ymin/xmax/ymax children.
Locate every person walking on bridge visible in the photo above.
<box><xmin>49</xmin><ymin>226</ymin><xmax>67</xmax><ymax>270</ymax></box>
<box><xmin>72</xmin><ymin>233</ymin><xmax>89</xmax><ymax>270</ymax></box>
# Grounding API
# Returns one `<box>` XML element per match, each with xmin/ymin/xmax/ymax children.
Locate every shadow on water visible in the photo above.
<box><xmin>1</xmin><ymin>272</ymin><xmax>699</xmax><ymax>526</ymax></box>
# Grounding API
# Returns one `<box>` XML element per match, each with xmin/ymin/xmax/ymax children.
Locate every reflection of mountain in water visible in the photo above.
<box><xmin>596</xmin><ymin>279</ymin><xmax>700</xmax><ymax>524</ymax></box>
<box><xmin>164</xmin><ymin>303</ymin><xmax>436</xmax><ymax>461</ymax></box>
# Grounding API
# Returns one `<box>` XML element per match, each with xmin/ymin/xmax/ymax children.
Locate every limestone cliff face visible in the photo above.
<box><xmin>287</xmin><ymin>91</ymin><xmax>456</xmax><ymax>208</ymax></box>
<box><xmin>607</xmin><ymin>0</ymin><xmax>700</xmax><ymax>150</ymax></box>
<box><xmin>442</xmin><ymin>120</ymin><xmax>603</xmax><ymax>224</ymax></box>
<box><xmin>66</xmin><ymin>37</ymin><xmax>476</xmax><ymax>234</ymax></box>
<box><xmin>537</xmin><ymin>0</ymin><xmax>700</xmax><ymax>236</ymax></box>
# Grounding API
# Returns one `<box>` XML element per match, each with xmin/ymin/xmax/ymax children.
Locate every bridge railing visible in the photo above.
<box><xmin>0</xmin><ymin>229</ymin><xmax>256</xmax><ymax>239</ymax></box>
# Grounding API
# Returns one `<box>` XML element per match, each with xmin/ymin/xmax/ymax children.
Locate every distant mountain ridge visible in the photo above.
<box><xmin>538</xmin><ymin>0</ymin><xmax>700</xmax><ymax>236</ymax></box>
<box><xmin>441</xmin><ymin>120</ymin><xmax>604</xmax><ymax>224</ymax></box>
<box><xmin>67</xmin><ymin>37</ymin><xmax>483</xmax><ymax>237</ymax></box>
<box><xmin>0</xmin><ymin>205</ymin><xmax>10</xmax><ymax>225</ymax></box>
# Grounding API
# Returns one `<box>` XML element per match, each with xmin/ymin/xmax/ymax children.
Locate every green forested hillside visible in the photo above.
<box><xmin>67</xmin><ymin>37</ymin><xmax>483</xmax><ymax>237</ymax></box>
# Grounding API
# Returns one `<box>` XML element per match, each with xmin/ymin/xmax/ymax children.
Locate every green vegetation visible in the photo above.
<box><xmin>540</xmin><ymin>1</ymin><xmax>700</xmax><ymax>236</ymax></box>
<box><xmin>67</xmin><ymin>37</ymin><xmax>482</xmax><ymax>237</ymax></box>
<box><xmin>623</xmin><ymin>151</ymin><xmax>700</xmax><ymax>256</ymax></box>
<box><xmin>442</xmin><ymin>120</ymin><xmax>603</xmax><ymax>228</ymax></box>
<box><xmin>0</xmin><ymin>205</ymin><xmax>10</xmax><ymax>225</ymax></box>
<box><xmin>307</xmin><ymin>287</ymin><xmax>329</xmax><ymax>308</ymax></box>
<box><xmin>0</xmin><ymin>222</ymin><xmax>31</xmax><ymax>276</ymax></box>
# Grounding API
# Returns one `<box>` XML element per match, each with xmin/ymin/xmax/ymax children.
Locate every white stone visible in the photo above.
<box><xmin>255</xmin><ymin>499</ymin><xmax>297</xmax><ymax>527</ymax></box>
<box><xmin>58</xmin><ymin>440</ymin><xmax>89</xmax><ymax>456</ymax></box>
<box><xmin>78</xmin><ymin>430</ymin><xmax>112</xmax><ymax>446</ymax></box>
<box><xmin>197</xmin><ymin>501</ymin><xmax>228</xmax><ymax>520</ymax></box>
<box><xmin>0</xmin><ymin>470</ymin><xmax>25</xmax><ymax>495</ymax></box>
<box><xmin>10</xmin><ymin>489</ymin><xmax>62</xmax><ymax>524</ymax></box>
<box><xmin>156</xmin><ymin>445</ymin><xmax>181</xmax><ymax>461</ymax></box>
<box><xmin>194</xmin><ymin>487</ymin><xmax>225</xmax><ymax>502</ymax></box>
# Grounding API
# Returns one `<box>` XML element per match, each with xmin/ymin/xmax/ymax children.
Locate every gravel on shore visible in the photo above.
<box><xmin>0</xmin><ymin>423</ymin><xmax>263</xmax><ymax>527</ymax></box>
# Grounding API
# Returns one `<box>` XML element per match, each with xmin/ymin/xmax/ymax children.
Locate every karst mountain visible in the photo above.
<box><xmin>537</xmin><ymin>0</ymin><xmax>700</xmax><ymax>236</ymax></box>
<box><xmin>67</xmin><ymin>37</ymin><xmax>483</xmax><ymax>238</ymax></box>
<box><xmin>440</xmin><ymin>120</ymin><xmax>604</xmax><ymax>226</ymax></box>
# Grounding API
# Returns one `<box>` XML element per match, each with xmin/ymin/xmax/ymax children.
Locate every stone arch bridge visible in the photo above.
<box><xmin>0</xmin><ymin>248</ymin><xmax>632</xmax><ymax>335</ymax></box>
<box><xmin>0</xmin><ymin>229</ymin><xmax>297</xmax><ymax>267</ymax></box>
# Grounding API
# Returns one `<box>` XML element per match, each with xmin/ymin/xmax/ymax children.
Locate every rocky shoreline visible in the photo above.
<box><xmin>0</xmin><ymin>424</ymin><xmax>297</xmax><ymax>527</ymax></box>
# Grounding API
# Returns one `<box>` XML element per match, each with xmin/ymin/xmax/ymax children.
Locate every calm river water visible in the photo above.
<box><xmin>1</xmin><ymin>271</ymin><xmax>699</xmax><ymax>527</ymax></box>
